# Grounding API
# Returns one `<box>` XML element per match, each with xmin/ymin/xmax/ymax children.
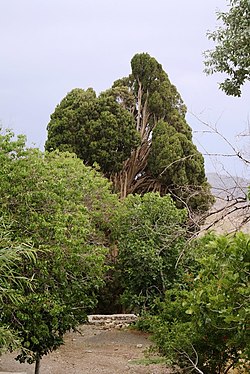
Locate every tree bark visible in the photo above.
<box><xmin>34</xmin><ymin>356</ymin><xmax>41</xmax><ymax>374</ymax></box>
<box><xmin>111</xmin><ymin>78</ymin><xmax>161</xmax><ymax>198</ymax></box>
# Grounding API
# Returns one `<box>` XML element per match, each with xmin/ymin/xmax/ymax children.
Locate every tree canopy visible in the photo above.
<box><xmin>45</xmin><ymin>88</ymin><xmax>139</xmax><ymax>174</ymax></box>
<box><xmin>204</xmin><ymin>0</ymin><xmax>250</xmax><ymax>96</ymax></box>
<box><xmin>46</xmin><ymin>53</ymin><xmax>213</xmax><ymax>214</ymax></box>
<box><xmin>0</xmin><ymin>129</ymin><xmax>117</xmax><ymax>373</ymax></box>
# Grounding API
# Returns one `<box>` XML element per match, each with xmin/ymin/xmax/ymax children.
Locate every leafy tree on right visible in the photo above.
<box><xmin>150</xmin><ymin>232</ymin><xmax>250</xmax><ymax>373</ymax></box>
<box><xmin>204</xmin><ymin>0</ymin><xmax>250</xmax><ymax>96</ymax></box>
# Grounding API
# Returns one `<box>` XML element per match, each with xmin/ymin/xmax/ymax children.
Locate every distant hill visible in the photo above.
<box><xmin>206</xmin><ymin>172</ymin><xmax>249</xmax><ymax>200</ymax></box>
<box><xmin>203</xmin><ymin>173</ymin><xmax>250</xmax><ymax>234</ymax></box>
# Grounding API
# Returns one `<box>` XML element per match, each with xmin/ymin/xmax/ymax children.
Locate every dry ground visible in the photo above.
<box><xmin>0</xmin><ymin>325</ymin><xmax>173</xmax><ymax>374</ymax></box>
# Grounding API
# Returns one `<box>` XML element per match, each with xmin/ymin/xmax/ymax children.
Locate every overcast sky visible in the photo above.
<box><xmin>0</xmin><ymin>0</ymin><xmax>249</xmax><ymax>177</ymax></box>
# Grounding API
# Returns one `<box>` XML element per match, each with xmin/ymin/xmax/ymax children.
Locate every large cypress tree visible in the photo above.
<box><xmin>46</xmin><ymin>53</ymin><xmax>213</xmax><ymax>213</ymax></box>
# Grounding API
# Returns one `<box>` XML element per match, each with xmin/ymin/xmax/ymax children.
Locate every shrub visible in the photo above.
<box><xmin>152</xmin><ymin>233</ymin><xmax>250</xmax><ymax>373</ymax></box>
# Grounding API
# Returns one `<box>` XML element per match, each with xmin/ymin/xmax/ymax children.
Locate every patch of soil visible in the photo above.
<box><xmin>0</xmin><ymin>325</ymin><xmax>173</xmax><ymax>373</ymax></box>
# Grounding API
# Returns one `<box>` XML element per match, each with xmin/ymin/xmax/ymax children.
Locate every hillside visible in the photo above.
<box><xmin>206</xmin><ymin>172</ymin><xmax>249</xmax><ymax>200</ymax></box>
<box><xmin>203</xmin><ymin>173</ymin><xmax>250</xmax><ymax>234</ymax></box>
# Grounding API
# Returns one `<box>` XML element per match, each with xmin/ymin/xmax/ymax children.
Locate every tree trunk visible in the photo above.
<box><xmin>34</xmin><ymin>356</ymin><xmax>41</xmax><ymax>374</ymax></box>
<box><xmin>111</xmin><ymin>139</ymin><xmax>163</xmax><ymax>198</ymax></box>
<box><xmin>111</xmin><ymin>78</ymin><xmax>161</xmax><ymax>198</ymax></box>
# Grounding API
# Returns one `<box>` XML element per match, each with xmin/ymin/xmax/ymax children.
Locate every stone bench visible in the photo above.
<box><xmin>87</xmin><ymin>314</ymin><xmax>138</xmax><ymax>328</ymax></box>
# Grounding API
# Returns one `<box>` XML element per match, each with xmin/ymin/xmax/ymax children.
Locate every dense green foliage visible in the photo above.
<box><xmin>121</xmin><ymin>52</ymin><xmax>188</xmax><ymax>128</ymax></box>
<box><xmin>109</xmin><ymin>192</ymin><xmax>187</xmax><ymax>312</ymax></box>
<box><xmin>112</xmin><ymin>54</ymin><xmax>212</xmax><ymax>210</ymax></box>
<box><xmin>148</xmin><ymin>120</ymin><xmax>211</xmax><ymax>211</ymax></box>
<box><xmin>46</xmin><ymin>53</ymin><xmax>213</xmax><ymax>213</ymax></box>
<box><xmin>0</xmin><ymin>219</ymin><xmax>36</xmax><ymax>354</ymax></box>
<box><xmin>204</xmin><ymin>0</ymin><xmax>250</xmax><ymax>96</ymax></box>
<box><xmin>150</xmin><ymin>233</ymin><xmax>250</xmax><ymax>373</ymax></box>
<box><xmin>1</xmin><ymin>128</ymin><xmax>248</xmax><ymax>374</ymax></box>
<box><xmin>0</xmin><ymin>129</ymin><xmax>117</xmax><ymax>371</ymax></box>
<box><xmin>45</xmin><ymin>87</ymin><xmax>139</xmax><ymax>175</ymax></box>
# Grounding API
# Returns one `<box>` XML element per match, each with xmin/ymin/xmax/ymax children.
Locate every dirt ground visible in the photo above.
<box><xmin>0</xmin><ymin>325</ymin><xmax>174</xmax><ymax>374</ymax></box>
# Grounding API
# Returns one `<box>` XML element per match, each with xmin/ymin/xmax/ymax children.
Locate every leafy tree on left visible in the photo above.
<box><xmin>0</xmin><ymin>129</ymin><xmax>118</xmax><ymax>374</ymax></box>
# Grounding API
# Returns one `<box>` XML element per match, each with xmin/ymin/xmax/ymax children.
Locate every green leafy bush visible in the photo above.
<box><xmin>110</xmin><ymin>192</ymin><xmax>187</xmax><ymax>312</ymax></box>
<box><xmin>152</xmin><ymin>233</ymin><xmax>250</xmax><ymax>373</ymax></box>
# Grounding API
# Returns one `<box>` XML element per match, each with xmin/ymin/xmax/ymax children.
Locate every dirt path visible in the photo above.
<box><xmin>0</xmin><ymin>325</ymin><xmax>173</xmax><ymax>374</ymax></box>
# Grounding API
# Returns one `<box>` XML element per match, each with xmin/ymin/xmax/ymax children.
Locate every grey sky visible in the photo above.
<box><xmin>0</xmin><ymin>0</ymin><xmax>249</xmax><ymax>177</ymax></box>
